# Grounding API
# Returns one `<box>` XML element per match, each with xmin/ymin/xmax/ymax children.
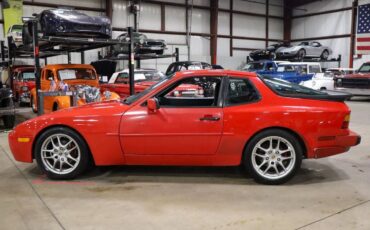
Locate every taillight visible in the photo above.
<box><xmin>342</xmin><ymin>114</ymin><xmax>350</xmax><ymax>129</ymax></box>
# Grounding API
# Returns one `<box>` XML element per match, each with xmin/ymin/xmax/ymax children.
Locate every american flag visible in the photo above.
<box><xmin>357</xmin><ymin>4</ymin><xmax>370</xmax><ymax>54</ymax></box>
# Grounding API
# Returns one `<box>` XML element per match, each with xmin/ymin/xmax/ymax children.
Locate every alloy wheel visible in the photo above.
<box><xmin>251</xmin><ymin>136</ymin><xmax>296</xmax><ymax>180</ymax></box>
<box><xmin>40</xmin><ymin>134</ymin><xmax>81</xmax><ymax>175</ymax></box>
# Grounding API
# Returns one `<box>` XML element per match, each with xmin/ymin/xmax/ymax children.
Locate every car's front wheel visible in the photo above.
<box><xmin>321</xmin><ymin>50</ymin><xmax>329</xmax><ymax>60</ymax></box>
<box><xmin>297</xmin><ymin>49</ymin><xmax>306</xmax><ymax>60</ymax></box>
<box><xmin>35</xmin><ymin>127</ymin><xmax>91</xmax><ymax>179</ymax></box>
<box><xmin>244</xmin><ymin>129</ymin><xmax>303</xmax><ymax>185</ymax></box>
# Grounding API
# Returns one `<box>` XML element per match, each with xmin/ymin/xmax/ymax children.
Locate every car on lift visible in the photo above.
<box><xmin>276</xmin><ymin>41</ymin><xmax>332</xmax><ymax>60</ymax></box>
<box><xmin>11</xmin><ymin>65</ymin><xmax>35</xmax><ymax>106</ymax></box>
<box><xmin>249</xmin><ymin>43</ymin><xmax>290</xmax><ymax>61</ymax></box>
<box><xmin>334</xmin><ymin>62</ymin><xmax>370</xmax><ymax>96</ymax></box>
<box><xmin>264</xmin><ymin>62</ymin><xmax>322</xmax><ymax>84</ymax></box>
<box><xmin>7</xmin><ymin>24</ymin><xmax>23</xmax><ymax>48</ymax></box>
<box><xmin>165</xmin><ymin>61</ymin><xmax>213</xmax><ymax>76</ymax></box>
<box><xmin>112</xmin><ymin>32</ymin><xmax>167</xmax><ymax>56</ymax></box>
<box><xmin>242</xmin><ymin>60</ymin><xmax>290</xmax><ymax>75</ymax></box>
<box><xmin>30</xmin><ymin>64</ymin><xmax>120</xmax><ymax>114</ymax></box>
<box><xmin>100</xmin><ymin>69</ymin><xmax>204</xmax><ymax>98</ymax></box>
<box><xmin>22</xmin><ymin>8</ymin><xmax>112</xmax><ymax>46</ymax></box>
<box><xmin>9</xmin><ymin>70</ymin><xmax>360</xmax><ymax>184</ymax></box>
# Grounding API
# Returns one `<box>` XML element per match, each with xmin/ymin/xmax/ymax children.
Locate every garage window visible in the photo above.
<box><xmin>225</xmin><ymin>78</ymin><xmax>260</xmax><ymax>106</ymax></box>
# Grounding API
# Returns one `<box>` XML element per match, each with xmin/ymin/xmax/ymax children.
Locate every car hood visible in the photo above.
<box><xmin>279</xmin><ymin>46</ymin><xmax>300</xmax><ymax>52</ymax></box>
<box><xmin>341</xmin><ymin>73</ymin><xmax>370</xmax><ymax>79</ymax></box>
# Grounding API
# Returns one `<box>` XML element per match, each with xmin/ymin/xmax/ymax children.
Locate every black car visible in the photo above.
<box><xmin>165</xmin><ymin>61</ymin><xmax>214</xmax><ymax>76</ymax></box>
<box><xmin>249</xmin><ymin>43</ymin><xmax>290</xmax><ymax>61</ymax></box>
<box><xmin>22</xmin><ymin>8</ymin><xmax>111</xmax><ymax>45</ymax></box>
<box><xmin>0</xmin><ymin>87</ymin><xmax>15</xmax><ymax>129</ymax></box>
<box><xmin>112</xmin><ymin>32</ymin><xmax>166</xmax><ymax>56</ymax></box>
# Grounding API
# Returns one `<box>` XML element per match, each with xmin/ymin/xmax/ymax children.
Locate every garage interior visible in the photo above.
<box><xmin>0</xmin><ymin>0</ymin><xmax>370</xmax><ymax>229</ymax></box>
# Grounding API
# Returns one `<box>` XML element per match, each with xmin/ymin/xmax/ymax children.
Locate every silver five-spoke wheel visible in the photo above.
<box><xmin>35</xmin><ymin>127</ymin><xmax>91</xmax><ymax>179</ymax></box>
<box><xmin>41</xmin><ymin>134</ymin><xmax>81</xmax><ymax>175</ymax></box>
<box><xmin>251</xmin><ymin>136</ymin><xmax>296</xmax><ymax>180</ymax></box>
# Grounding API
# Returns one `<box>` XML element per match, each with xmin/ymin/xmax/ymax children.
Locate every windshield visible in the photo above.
<box><xmin>358</xmin><ymin>63</ymin><xmax>370</xmax><ymax>73</ymax></box>
<box><xmin>277</xmin><ymin>65</ymin><xmax>307</xmax><ymax>73</ymax></box>
<box><xmin>57</xmin><ymin>68</ymin><xmax>96</xmax><ymax>81</ymax></box>
<box><xmin>244</xmin><ymin>62</ymin><xmax>264</xmax><ymax>71</ymax></box>
<box><xmin>11</xmin><ymin>25</ymin><xmax>22</xmax><ymax>32</ymax></box>
<box><xmin>123</xmin><ymin>75</ymin><xmax>171</xmax><ymax>105</ymax></box>
<box><xmin>116</xmin><ymin>71</ymin><xmax>165</xmax><ymax>83</ymax></box>
<box><xmin>22</xmin><ymin>71</ymin><xmax>35</xmax><ymax>81</ymax></box>
<box><xmin>262</xmin><ymin>76</ymin><xmax>327</xmax><ymax>96</ymax></box>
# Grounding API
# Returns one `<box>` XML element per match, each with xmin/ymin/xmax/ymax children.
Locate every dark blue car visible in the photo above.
<box><xmin>243</xmin><ymin>60</ymin><xmax>289</xmax><ymax>75</ymax></box>
<box><xmin>263</xmin><ymin>63</ymin><xmax>322</xmax><ymax>84</ymax></box>
<box><xmin>22</xmin><ymin>9</ymin><xmax>112</xmax><ymax>45</ymax></box>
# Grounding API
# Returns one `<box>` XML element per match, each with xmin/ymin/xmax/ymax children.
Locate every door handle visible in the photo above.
<box><xmin>200</xmin><ymin>115</ymin><xmax>220</xmax><ymax>121</ymax></box>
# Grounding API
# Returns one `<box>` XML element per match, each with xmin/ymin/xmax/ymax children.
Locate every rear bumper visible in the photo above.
<box><xmin>314</xmin><ymin>131</ymin><xmax>361</xmax><ymax>158</ymax></box>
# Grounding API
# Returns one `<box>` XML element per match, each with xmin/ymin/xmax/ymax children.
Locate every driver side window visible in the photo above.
<box><xmin>156</xmin><ymin>76</ymin><xmax>222</xmax><ymax>107</ymax></box>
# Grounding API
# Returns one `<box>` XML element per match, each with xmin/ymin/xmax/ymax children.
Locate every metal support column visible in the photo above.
<box><xmin>67</xmin><ymin>52</ymin><xmax>72</xmax><ymax>64</ymax></box>
<box><xmin>137</xmin><ymin>59</ymin><xmax>141</xmax><ymax>69</ymax></box>
<box><xmin>81</xmin><ymin>51</ymin><xmax>85</xmax><ymax>64</ymax></box>
<box><xmin>210</xmin><ymin>0</ymin><xmax>219</xmax><ymax>65</ymax></box>
<box><xmin>32</xmin><ymin>20</ymin><xmax>42</xmax><ymax>116</ymax></box>
<box><xmin>0</xmin><ymin>41</ymin><xmax>5</xmax><ymax>61</ymax></box>
<box><xmin>128</xmin><ymin>27</ymin><xmax>135</xmax><ymax>95</ymax></box>
<box><xmin>175</xmin><ymin>48</ymin><xmax>180</xmax><ymax>62</ymax></box>
<box><xmin>350</xmin><ymin>0</ymin><xmax>358</xmax><ymax>68</ymax></box>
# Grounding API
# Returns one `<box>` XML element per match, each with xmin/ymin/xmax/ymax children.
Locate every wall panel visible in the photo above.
<box><xmin>165</xmin><ymin>6</ymin><xmax>186</xmax><ymax>31</ymax></box>
<box><xmin>233</xmin><ymin>14</ymin><xmax>265</xmax><ymax>38</ymax></box>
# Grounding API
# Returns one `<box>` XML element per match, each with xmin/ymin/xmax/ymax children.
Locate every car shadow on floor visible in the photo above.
<box><xmin>25</xmin><ymin>159</ymin><xmax>349</xmax><ymax>186</ymax></box>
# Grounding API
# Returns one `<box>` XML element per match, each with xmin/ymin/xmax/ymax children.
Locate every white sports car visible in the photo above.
<box><xmin>300</xmin><ymin>68</ymin><xmax>354</xmax><ymax>91</ymax></box>
<box><xmin>277</xmin><ymin>41</ymin><xmax>332</xmax><ymax>60</ymax></box>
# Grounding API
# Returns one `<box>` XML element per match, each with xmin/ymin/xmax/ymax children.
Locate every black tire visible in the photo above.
<box><xmin>3</xmin><ymin>115</ymin><xmax>15</xmax><ymax>129</ymax></box>
<box><xmin>321</xmin><ymin>50</ymin><xmax>329</xmax><ymax>60</ymax></box>
<box><xmin>155</xmin><ymin>50</ymin><xmax>164</xmax><ymax>55</ymax></box>
<box><xmin>52</xmin><ymin>103</ymin><xmax>58</xmax><ymax>112</ymax></box>
<box><xmin>297</xmin><ymin>49</ymin><xmax>306</xmax><ymax>61</ymax></box>
<box><xmin>34</xmin><ymin>127</ymin><xmax>92</xmax><ymax>180</ymax></box>
<box><xmin>320</xmin><ymin>87</ymin><xmax>327</xmax><ymax>91</ymax></box>
<box><xmin>243</xmin><ymin>129</ymin><xmax>303</xmax><ymax>185</ymax></box>
<box><xmin>31</xmin><ymin>96</ymin><xmax>37</xmax><ymax>113</ymax></box>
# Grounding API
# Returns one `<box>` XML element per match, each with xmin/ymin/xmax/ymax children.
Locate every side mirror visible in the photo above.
<box><xmin>147</xmin><ymin>98</ymin><xmax>160</xmax><ymax>112</ymax></box>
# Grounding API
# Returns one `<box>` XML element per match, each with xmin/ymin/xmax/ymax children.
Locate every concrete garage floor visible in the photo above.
<box><xmin>0</xmin><ymin>101</ymin><xmax>369</xmax><ymax>230</ymax></box>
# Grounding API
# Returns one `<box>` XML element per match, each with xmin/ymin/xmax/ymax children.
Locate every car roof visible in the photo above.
<box><xmin>172</xmin><ymin>69</ymin><xmax>257</xmax><ymax>78</ymax></box>
<box><xmin>115</xmin><ymin>68</ymin><xmax>158</xmax><ymax>73</ymax></box>
<box><xmin>278</xmin><ymin>62</ymin><xmax>321</xmax><ymax>65</ymax></box>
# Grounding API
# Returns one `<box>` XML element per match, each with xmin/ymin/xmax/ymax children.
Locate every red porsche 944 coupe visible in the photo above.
<box><xmin>9</xmin><ymin>70</ymin><xmax>360</xmax><ymax>184</ymax></box>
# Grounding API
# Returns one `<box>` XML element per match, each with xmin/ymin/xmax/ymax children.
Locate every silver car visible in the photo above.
<box><xmin>276</xmin><ymin>41</ymin><xmax>332</xmax><ymax>60</ymax></box>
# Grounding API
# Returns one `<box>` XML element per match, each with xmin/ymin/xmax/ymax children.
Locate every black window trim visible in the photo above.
<box><xmin>141</xmin><ymin>75</ymin><xmax>227</xmax><ymax>108</ymax></box>
<box><xmin>223</xmin><ymin>76</ymin><xmax>262</xmax><ymax>107</ymax></box>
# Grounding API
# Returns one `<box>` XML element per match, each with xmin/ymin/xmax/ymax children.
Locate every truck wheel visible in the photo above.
<box><xmin>3</xmin><ymin>115</ymin><xmax>15</xmax><ymax>129</ymax></box>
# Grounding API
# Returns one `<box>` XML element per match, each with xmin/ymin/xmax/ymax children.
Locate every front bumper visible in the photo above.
<box><xmin>314</xmin><ymin>131</ymin><xmax>361</xmax><ymax>158</ymax></box>
<box><xmin>334</xmin><ymin>87</ymin><xmax>370</xmax><ymax>96</ymax></box>
<box><xmin>8</xmin><ymin>129</ymin><xmax>34</xmax><ymax>163</ymax></box>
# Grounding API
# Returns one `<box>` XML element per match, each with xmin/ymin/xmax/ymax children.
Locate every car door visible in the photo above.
<box><xmin>120</xmin><ymin>76</ymin><xmax>224</xmax><ymax>156</ymax></box>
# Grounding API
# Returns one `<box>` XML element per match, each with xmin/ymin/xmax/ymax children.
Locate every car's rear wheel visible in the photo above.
<box><xmin>35</xmin><ymin>127</ymin><xmax>91</xmax><ymax>179</ymax></box>
<box><xmin>243</xmin><ymin>129</ymin><xmax>303</xmax><ymax>185</ymax></box>
<box><xmin>31</xmin><ymin>96</ymin><xmax>37</xmax><ymax>113</ymax></box>
<box><xmin>321</xmin><ymin>50</ymin><xmax>329</xmax><ymax>60</ymax></box>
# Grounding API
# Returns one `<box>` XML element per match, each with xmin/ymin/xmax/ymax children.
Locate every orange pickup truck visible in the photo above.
<box><xmin>30</xmin><ymin>64</ymin><xmax>120</xmax><ymax>114</ymax></box>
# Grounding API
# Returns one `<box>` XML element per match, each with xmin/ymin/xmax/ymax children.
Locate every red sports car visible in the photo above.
<box><xmin>11</xmin><ymin>65</ymin><xmax>36</xmax><ymax>105</ymax></box>
<box><xmin>8</xmin><ymin>70</ymin><xmax>360</xmax><ymax>184</ymax></box>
